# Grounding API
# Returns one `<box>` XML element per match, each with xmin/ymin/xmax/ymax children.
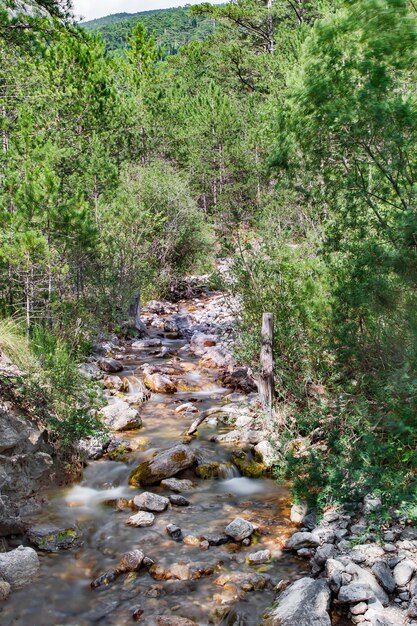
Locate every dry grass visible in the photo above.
<box><xmin>0</xmin><ymin>318</ymin><xmax>36</xmax><ymax>372</ymax></box>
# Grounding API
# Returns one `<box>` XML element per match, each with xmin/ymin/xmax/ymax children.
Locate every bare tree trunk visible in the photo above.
<box><xmin>258</xmin><ymin>312</ymin><xmax>274</xmax><ymax>414</ymax></box>
<box><xmin>129</xmin><ymin>289</ymin><xmax>147</xmax><ymax>337</ymax></box>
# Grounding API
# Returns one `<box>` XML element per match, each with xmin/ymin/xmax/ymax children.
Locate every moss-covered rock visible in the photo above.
<box><xmin>128</xmin><ymin>444</ymin><xmax>196</xmax><ymax>486</ymax></box>
<box><xmin>231</xmin><ymin>451</ymin><xmax>265</xmax><ymax>478</ymax></box>
<box><xmin>26</xmin><ymin>526</ymin><xmax>80</xmax><ymax>552</ymax></box>
<box><xmin>195</xmin><ymin>462</ymin><xmax>221</xmax><ymax>479</ymax></box>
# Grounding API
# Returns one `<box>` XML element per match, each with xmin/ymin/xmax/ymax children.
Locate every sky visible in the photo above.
<box><xmin>73</xmin><ymin>0</ymin><xmax>225</xmax><ymax>22</ymax></box>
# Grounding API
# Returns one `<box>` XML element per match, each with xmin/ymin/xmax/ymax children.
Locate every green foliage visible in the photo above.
<box><xmin>82</xmin><ymin>6</ymin><xmax>217</xmax><ymax>55</ymax></box>
<box><xmin>30</xmin><ymin>326</ymin><xmax>105</xmax><ymax>446</ymax></box>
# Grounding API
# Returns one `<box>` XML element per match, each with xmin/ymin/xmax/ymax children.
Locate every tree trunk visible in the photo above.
<box><xmin>129</xmin><ymin>289</ymin><xmax>147</xmax><ymax>337</ymax></box>
<box><xmin>258</xmin><ymin>312</ymin><xmax>274</xmax><ymax>413</ymax></box>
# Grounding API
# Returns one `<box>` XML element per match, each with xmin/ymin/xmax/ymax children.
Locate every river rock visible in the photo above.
<box><xmin>78</xmin><ymin>362</ymin><xmax>103</xmax><ymax>380</ymax></box>
<box><xmin>400</xmin><ymin>527</ymin><xmax>417</xmax><ymax>540</ymax></box>
<box><xmin>99</xmin><ymin>401</ymin><xmax>142</xmax><ymax>431</ymax></box>
<box><xmin>247</xmin><ymin>549</ymin><xmax>271</xmax><ymax>565</ymax></box>
<box><xmin>371</xmin><ymin>560</ymin><xmax>396</xmax><ymax>593</ymax></box>
<box><xmin>200</xmin><ymin>533</ymin><xmax>230</xmax><ymax>546</ymax></box>
<box><xmin>290</xmin><ymin>502</ymin><xmax>308</xmax><ymax>525</ymax></box>
<box><xmin>166</xmin><ymin>524</ymin><xmax>183</xmax><ymax>541</ymax></box>
<box><xmin>98</xmin><ymin>358</ymin><xmax>123</xmax><ymax>373</ymax></box>
<box><xmin>164</xmin><ymin>314</ymin><xmax>193</xmax><ymax>336</ymax></box>
<box><xmin>175</xmin><ymin>403</ymin><xmax>198</xmax><ymax>414</ymax></box>
<box><xmin>225</xmin><ymin>517</ymin><xmax>254</xmax><ymax>541</ymax></box>
<box><xmin>190</xmin><ymin>332</ymin><xmax>217</xmax><ymax>353</ymax></box>
<box><xmin>161</xmin><ymin>478</ymin><xmax>194</xmax><ymax>492</ymax></box>
<box><xmin>285</xmin><ymin>531</ymin><xmax>320</xmax><ymax>550</ymax></box>
<box><xmin>132</xmin><ymin>338</ymin><xmax>162</xmax><ymax>349</ymax></box>
<box><xmin>393</xmin><ymin>559</ymin><xmax>415</xmax><ymax>586</ymax></box>
<box><xmin>26</xmin><ymin>526</ymin><xmax>79</xmax><ymax>551</ymax></box>
<box><xmin>126</xmin><ymin>511</ymin><xmax>155</xmax><ymax>527</ymax></box>
<box><xmin>199</xmin><ymin>346</ymin><xmax>234</xmax><ymax>369</ymax></box>
<box><xmin>129</xmin><ymin>444</ymin><xmax>197</xmax><ymax>487</ymax></box>
<box><xmin>0</xmin><ymin>546</ymin><xmax>39</xmax><ymax>589</ymax></box>
<box><xmin>133</xmin><ymin>492</ymin><xmax>169</xmax><ymax>512</ymax></box>
<box><xmin>169</xmin><ymin>495</ymin><xmax>189</xmax><ymax>507</ymax></box>
<box><xmin>117</xmin><ymin>549</ymin><xmax>144</xmax><ymax>572</ymax></box>
<box><xmin>254</xmin><ymin>440</ymin><xmax>276</xmax><ymax>468</ymax></box>
<box><xmin>144</xmin><ymin>372</ymin><xmax>177</xmax><ymax>394</ymax></box>
<box><xmin>267</xmin><ymin>577</ymin><xmax>331</xmax><ymax>626</ymax></box>
<box><xmin>103</xmin><ymin>375</ymin><xmax>129</xmax><ymax>392</ymax></box>
<box><xmin>338</xmin><ymin>583</ymin><xmax>375</xmax><ymax>603</ymax></box>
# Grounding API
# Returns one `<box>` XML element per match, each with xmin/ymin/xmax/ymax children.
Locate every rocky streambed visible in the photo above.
<box><xmin>0</xmin><ymin>286</ymin><xmax>304</xmax><ymax>625</ymax></box>
<box><xmin>2</xmin><ymin>283</ymin><xmax>417</xmax><ymax>626</ymax></box>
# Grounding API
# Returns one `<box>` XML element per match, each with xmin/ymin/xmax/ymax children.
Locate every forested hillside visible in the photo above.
<box><xmin>82</xmin><ymin>6</ymin><xmax>217</xmax><ymax>54</ymax></box>
<box><xmin>2</xmin><ymin>0</ymin><xmax>417</xmax><ymax>531</ymax></box>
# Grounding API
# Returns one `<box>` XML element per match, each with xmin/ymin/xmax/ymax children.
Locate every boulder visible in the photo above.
<box><xmin>132</xmin><ymin>338</ymin><xmax>162</xmax><ymax>349</ymax></box>
<box><xmin>26</xmin><ymin>526</ymin><xmax>79</xmax><ymax>552</ymax></box>
<box><xmin>169</xmin><ymin>495</ymin><xmax>189</xmax><ymax>507</ymax></box>
<box><xmin>254</xmin><ymin>441</ymin><xmax>276</xmax><ymax>468</ymax></box>
<box><xmin>338</xmin><ymin>583</ymin><xmax>375</xmax><ymax>603</ymax></box>
<box><xmin>393</xmin><ymin>559</ymin><xmax>415</xmax><ymax>587</ymax></box>
<box><xmin>248</xmin><ymin>549</ymin><xmax>271</xmax><ymax>565</ymax></box>
<box><xmin>290</xmin><ymin>503</ymin><xmax>308</xmax><ymax>525</ymax></box>
<box><xmin>103</xmin><ymin>375</ymin><xmax>129</xmax><ymax>392</ymax></box>
<box><xmin>164</xmin><ymin>314</ymin><xmax>193</xmax><ymax>336</ymax></box>
<box><xmin>160</xmin><ymin>478</ymin><xmax>194</xmax><ymax>492</ymax></box>
<box><xmin>285</xmin><ymin>531</ymin><xmax>320</xmax><ymax>550</ymax></box>
<box><xmin>225</xmin><ymin>517</ymin><xmax>254</xmax><ymax>541</ymax></box>
<box><xmin>117</xmin><ymin>549</ymin><xmax>144</xmax><ymax>572</ymax></box>
<box><xmin>126</xmin><ymin>511</ymin><xmax>155</xmax><ymax>527</ymax></box>
<box><xmin>0</xmin><ymin>546</ymin><xmax>39</xmax><ymax>589</ymax></box>
<box><xmin>129</xmin><ymin>444</ymin><xmax>197</xmax><ymax>487</ymax></box>
<box><xmin>266</xmin><ymin>577</ymin><xmax>331</xmax><ymax>626</ymax></box>
<box><xmin>199</xmin><ymin>346</ymin><xmax>234</xmax><ymax>369</ymax></box>
<box><xmin>98</xmin><ymin>358</ymin><xmax>123</xmax><ymax>373</ymax></box>
<box><xmin>371</xmin><ymin>560</ymin><xmax>396</xmax><ymax>593</ymax></box>
<box><xmin>144</xmin><ymin>372</ymin><xmax>177</xmax><ymax>394</ymax></box>
<box><xmin>190</xmin><ymin>332</ymin><xmax>217</xmax><ymax>353</ymax></box>
<box><xmin>133</xmin><ymin>492</ymin><xmax>169</xmax><ymax>513</ymax></box>
<box><xmin>78</xmin><ymin>362</ymin><xmax>103</xmax><ymax>381</ymax></box>
<box><xmin>99</xmin><ymin>401</ymin><xmax>142</xmax><ymax>431</ymax></box>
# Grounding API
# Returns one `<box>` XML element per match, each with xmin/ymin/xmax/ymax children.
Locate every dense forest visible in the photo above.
<box><xmin>1</xmin><ymin>0</ymin><xmax>417</xmax><ymax>523</ymax></box>
<box><xmin>82</xmin><ymin>6</ymin><xmax>217</xmax><ymax>54</ymax></box>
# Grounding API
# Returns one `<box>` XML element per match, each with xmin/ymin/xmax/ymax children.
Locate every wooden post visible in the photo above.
<box><xmin>258</xmin><ymin>312</ymin><xmax>274</xmax><ymax>412</ymax></box>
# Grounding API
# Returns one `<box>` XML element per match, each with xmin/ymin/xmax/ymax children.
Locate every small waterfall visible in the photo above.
<box><xmin>218</xmin><ymin>462</ymin><xmax>240</xmax><ymax>479</ymax></box>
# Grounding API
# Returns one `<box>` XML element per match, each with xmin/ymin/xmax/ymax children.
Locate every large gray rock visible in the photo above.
<box><xmin>129</xmin><ymin>444</ymin><xmax>197</xmax><ymax>487</ymax></box>
<box><xmin>0</xmin><ymin>401</ymin><xmax>57</xmax><ymax>535</ymax></box>
<box><xmin>266</xmin><ymin>577</ymin><xmax>331</xmax><ymax>626</ymax></box>
<box><xmin>98</xmin><ymin>358</ymin><xmax>123</xmax><ymax>373</ymax></box>
<box><xmin>164</xmin><ymin>314</ymin><xmax>193</xmax><ymax>336</ymax></box>
<box><xmin>160</xmin><ymin>478</ymin><xmax>194</xmax><ymax>492</ymax></box>
<box><xmin>0</xmin><ymin>546</ymin><xmax>39</xmax><ymax>589</ymax></box>
<box><xmin>345</xmin><ymin>562</ymin><xmax>389</xmax><ymax>605</ymax></box>
<box><xmin>99</xmin><ymin>401</ymin><xmax>142</xmax><ymax>431</ymax></box>
<box><xmin>372</xmin><ymin>560</ymin><xmax>396</xmax><ymax>593</ymax></box>
<box><xmin>133</xmin><ymin>492</ymin><xmax>169</xmax><ymax>512</ymax></box>
<box><xmin>225</xmin><ymin>517</ymin><xmax>254</xmax><ymax>541</ymax></box>
<box><xmin>393</xmin><ymin>559</ymin><xmax>415</xmax><ymax>587</ymax></box>
<box><xmin>338</xmin><ymin>583</ymin><xmax>375</xmax><ymax>603</ymax></box>
<box><xmin>285</xmin><ymin>531</ymin><xmax>320</xmax><ymax>550</ymax></box>
<box><xmin>199</xmin><ymin>346</ymin><xmax>234</xmax><ymax>369</ymax></box>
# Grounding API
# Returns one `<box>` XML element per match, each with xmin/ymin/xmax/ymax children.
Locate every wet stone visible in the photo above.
<box><xmin>126</xmin><ymin>511</ymin><xmax>155</xmax><ymax>527</ymax></box>
<box><xmin>200</xmin><ymin>533</ymin><xmax>230</xmax><ymax>546</ymax></box>
<box><xmin>225</xmin><ymin>517</ymin><xmax>254</xmax><ymax>542</ymax></box>
<box><xmin>169</xmin><ymin>495</ymin><xmax>190</xmax><ymax>507</ymax></box>
<box><xmin>247</xmin><ymin>549</ymin><xmax>271</xmax><ymax>565</ymax></box>
<box><xmin>26</xmin><ymin>526</ymin><xmax>79</xmax><ymax>552</ymax></box>
<box><xmin>133</xmin><ymin>492</ymin><xmax>169</xmax><ymax>512</ymax></box>
<box><xmin>166</xmin><ymin>524</ymin><xmax>183</xmax><ymax>542</ymax></box>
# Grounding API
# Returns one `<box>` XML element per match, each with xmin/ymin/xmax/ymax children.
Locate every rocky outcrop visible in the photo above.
<box><xmin>264</xmin><ymin>577</ymin><xmax>331</xmax><ymax>626</ymax></box>
<box><xmin>0</xmin><ymin>395</ymin><xmax>57</xmax><ymax>537</ymax></box>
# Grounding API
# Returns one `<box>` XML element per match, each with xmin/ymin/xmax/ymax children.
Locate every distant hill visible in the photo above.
<box><xmin>81</xmin><ymin>6</ymin><xmax>217</xmax><ymax>55</ymax></box>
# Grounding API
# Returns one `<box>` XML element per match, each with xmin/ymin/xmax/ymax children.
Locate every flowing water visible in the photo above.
<box><xmin>1</xmin><ymin>313</ymin><xmax>306</xmax><ymax>626</ymax></box>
